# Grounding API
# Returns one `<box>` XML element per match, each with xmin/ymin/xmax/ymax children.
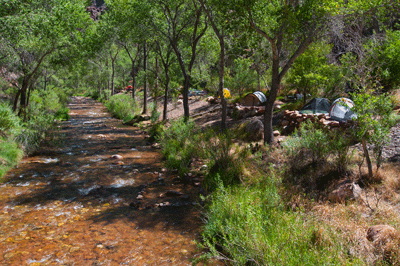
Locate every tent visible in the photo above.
<box><xmin>329</xmin><ymin>98</ymin><xmax>357</xmax><ymax>121</ymax></box>
<box><xmin>240</xmin><ymin>91</ymin><xmax>267</xmax><ymax>106</ymax></box>
<box><xmin>300</xmin><ymin>98</ymin><xmax>331</xmax><ymax>114</ymax></box>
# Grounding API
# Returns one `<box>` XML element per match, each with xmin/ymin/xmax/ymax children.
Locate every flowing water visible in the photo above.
<box><xmin>0</xmin><ymin>97</ymin><xmax>215</xmax><ymax>265</ymax></box>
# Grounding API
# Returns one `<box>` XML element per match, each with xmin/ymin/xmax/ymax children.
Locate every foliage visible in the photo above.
<box><xmin>286</xmin><ymin>42</ymin><xmax>343</xmax><ymax>100</ymax></box>
<box><xmin>226</xmin><ymin>57</ymin><xmax>257</xmax><ymax>96</ymax></box>
<box><xmin>378</xmin><ymin>30</ymin><xmax>400</xmax><ymax>89</ymax></box>
<box><xmin>198</xmin><ymin>181</ymin><xmax>361</xmax><ymax>265</ymax></box>
<box><xmin>158</xmin><ymin>118</ymin><xmax>199</xmax><ymax>176</ymax></box>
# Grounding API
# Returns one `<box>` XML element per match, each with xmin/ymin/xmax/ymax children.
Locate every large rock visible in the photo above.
<box><xmin>244</xmin><ymin>118</ymin><xmax>264</xmax><ymax>141</ymax></box>
<box><xmin>367</xmin><ymin>225</ymin><xmax>399</xmax><ymax>243</ymax></box>
<box><xmin>123</xmin><ymin>114</ymin><xmax>150</xmax><ymax>126</ymax></box>
<box><xmin>329</xmin><ymin>182</ymin><xmax>362</xmax><ymax>203</ymax></box>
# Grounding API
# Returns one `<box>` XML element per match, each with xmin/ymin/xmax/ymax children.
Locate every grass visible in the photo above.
<box><xmin>197</xmin><ymin>180</ymin><xmax>365</xmax><ymax>265</ymax></box>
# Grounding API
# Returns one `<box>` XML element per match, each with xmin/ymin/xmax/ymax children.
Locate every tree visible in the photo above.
<box><xmin>351</xmin><ymin>90</ymin><xmax>397</xmax><ymax>179</ymax></box>
<box><xmin>151</xmin><ymin>0</ymin><xmax>208</xmax><ymax>121</ymax></box>
<box><xmin>0</xmin><ymin>0</ymin><xmax>92</xmax><ymax>118</ymax></box>
<box><xmin>198</xmin><ymin>0</ymin><xmax>228</xmax><ymax>130</ymax></box>
<box><xmin>245</xmin><ymin>0</ymin><xmax>335</xmax><ymax>144</ymax></box>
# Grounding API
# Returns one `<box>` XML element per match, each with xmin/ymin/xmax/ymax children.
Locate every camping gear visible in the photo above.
<box><xmin>223</xmin><ymin>88</ymin><xmax>231</xmax><ymax>99</ymax></box>
<box><xmin>329</xmin><ymin>98</ymin><xmax>357</xmax><ymax>121</ymax></box>
<box><xmin>240</xmin><ymin>91</ymin><xmax>267</xmax><ymax>106</ymax></box>
<box><xmin>300</xmin><ymin>98</ymin><xmax>331</xmax><ymax>114</ymax></box>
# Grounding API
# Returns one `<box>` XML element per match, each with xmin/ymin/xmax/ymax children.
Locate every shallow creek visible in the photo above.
<box><xmin>0</xmin><ymin>97</ymin><xmax>214</xmax><ymax>265</ymax></box>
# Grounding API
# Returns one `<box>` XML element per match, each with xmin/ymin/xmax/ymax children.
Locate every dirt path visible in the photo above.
<box><xmin>0</xmin><ymin>97</ymin><xmax>210</xmax><ymax>265</ymax></box>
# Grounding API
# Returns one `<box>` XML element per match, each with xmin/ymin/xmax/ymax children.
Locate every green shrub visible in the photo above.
<box><xmin>284</xmin><ymin>121</ymin><xmax>330</xmax><ymax>168</ymax></box>
<box><xmin>0</xmin><ymin>103</ymin><xmax>21</xmax><ymax>137</ymax></box>
<box><xmin>198</xmin><ymin>181</ymin><xmax>360</xmax><ymax>265</ymax></box>
<box><xmin>54</xmin><ymin>107</ymin><xmax>70</xmax><ymax>121</ymax></box>
<box><xmin>147</xmin><ymin>121</ymin><xmax>166</xmax><ymax>143</ymax></box>
<box><xmin>158</xmin><ymin>118</ymin><xmax>198</xmax><ymax>176</ymax></box>
<box><xmin>0</xmin><ymin>139</ymin><xmax>23</xmax><ymax>179</ymax></box>
<box><xmin>105</xmin><ymin>93</ymin><xmax>139</xmax><ymax>120</ymax></box>
<box><xmin>200</xmin><ymin>131</ymin><xmax>248</xmax><ymax>192</ymax></box>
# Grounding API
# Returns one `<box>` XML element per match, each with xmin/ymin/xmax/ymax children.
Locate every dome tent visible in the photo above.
<box><xmin>240</xmin><ymin>91</ymin><xmax>267</xmax><ymax>106</ymax></box>
<box><xmin>329</xmin><ymin>98</ymin><xmax>357</xmax><ymax>121</ymax></box>
<box><xmin>300</xmin><ymin>98</ymin><xmax>331</xmax><ymax>114</ymax></box>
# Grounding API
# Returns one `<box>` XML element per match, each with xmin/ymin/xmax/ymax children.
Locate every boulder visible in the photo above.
<box><xmin>329</xmin><ymin>182</ymin><xmax>363</xmax><ymax>203</ymax></box>
<box><xmin>123</xmin><ymin>114</ymin><xmax>151</xmax><ymax>126</ymax></box>
<box><xmin>367</xmin><ymin>225</ymin><xmax>399</xmax><ymax>243</ymax></box>
<box><xmin>273</xmin><ymin>130</ymin><xmax>280</xmax><ymax>137</ymax></box>
<box><xmin>244</xmin><ymin>118</ymin><xmax>264</xmax><ymax>141</ymax></box>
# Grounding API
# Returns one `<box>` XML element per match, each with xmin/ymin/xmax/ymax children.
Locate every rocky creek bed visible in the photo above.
<box><xmin>0</xmin><ymin>96</ymin><xmax>214</xmax><ymax>265</ymax></box>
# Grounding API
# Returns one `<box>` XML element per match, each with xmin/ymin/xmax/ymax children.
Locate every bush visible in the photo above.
<box><xmin>0</xmin><ymin>139</ymin><xmax>24</xmax><ymax>178</ymax></box>
<box><xmin>158</xmin><ymin>118</ymin><xmax>199</xmax><ymax>176</ymax></box>
<box><xmin>200</xmin><ymin>131</ymin><xmax>248</xmax><ymax>192</ymax></box>
<box><xmin>0</xmin><ymin>103</ymin><xmax>21</xmax><ymax>137</ymax></box>
<box><xmin>105</xmin><ymin>93</ymin><xmax>139</xmax><ymax>121</ymax></box>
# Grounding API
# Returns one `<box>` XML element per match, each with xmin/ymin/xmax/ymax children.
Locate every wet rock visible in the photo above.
<box><xmin>111</xmin><ymin>154</ymin><xmax>123</xmax><ymax>160</ymax></box>
<box><xmin>166</xmin><ymin>190</ymin><xmax>183</xmax><ymax>197</ymax></box>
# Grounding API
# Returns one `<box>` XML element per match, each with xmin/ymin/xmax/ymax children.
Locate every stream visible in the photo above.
<box><xmin>0</xmin><ymin>96</ymin><xmax>211</xmax><ymax>265</ymax></box>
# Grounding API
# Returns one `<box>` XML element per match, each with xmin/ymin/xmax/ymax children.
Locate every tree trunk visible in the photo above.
<box><xmin>163</xmin><ymin>72</ymin><xmax>170</xmax><ymax>121</ymax></box>
<box><xmin>183</xmin><ymin>75</ymin><xmax>190</xmax><ymax>122</ymax></box>
<box><xmin>18</xmin><ymin>80</ymin><xmax>29</xmax><ymax>120</ymax></box>
<box><xmin>219</xmin><ymin>34</ymin><xmax>227</xmax><ymax>131</ymax></box>
<box><xmin>264</xmin><ymin>50</ymin><xmax>280</xmax><ymax>144</ymax></box>
<box><xmin>142</xmin><ymin>41</ymin><xmax>147</xmax><ymax>115</ymax></box>
<box><xmin>362</xmin><ymin>138</ymin><xmax>373</xmax><ymax>178</ymax></box>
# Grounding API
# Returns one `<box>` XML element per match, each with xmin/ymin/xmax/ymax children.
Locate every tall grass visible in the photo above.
<box><xmin>198</xmin><ymin>179</ymin><xmax>364</xmax><ymax>265</ymax></box>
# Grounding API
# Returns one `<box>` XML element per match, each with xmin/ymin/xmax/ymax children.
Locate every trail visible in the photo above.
<box><xmin>0</xmin><ymin>97</ymin><xmax>209</xmax><ymax>265</ymax></box>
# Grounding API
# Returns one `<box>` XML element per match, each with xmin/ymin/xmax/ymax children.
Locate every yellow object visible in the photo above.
<box><xmin>223</xmin><ymin>88</ymin><xmax>231</xmax><ymax>99</ymax></box>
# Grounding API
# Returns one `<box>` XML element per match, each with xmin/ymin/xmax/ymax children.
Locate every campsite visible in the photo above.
<box><xmin>1</xmin><ymin>0</ymin><xmax>400</xmax><ymax>265</ymax></box>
